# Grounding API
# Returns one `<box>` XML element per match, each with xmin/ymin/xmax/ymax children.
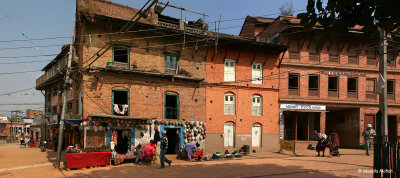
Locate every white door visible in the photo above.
<box><xmin>252</xmin><ymin>63</ymin><xmax>262</xmax><ymax>84</ymax></box>
<box><xmin>252</xmin><ymin>125</ymin><xmax>262</xmax><ymax>147</ymax></box>
<box><xmin>224</xmin><ymin>59</ymin><xmax>236</xmax><ymax>82</ymax></box>
<box><xmin>224</xmin><ymin>124</ymin><xmax>235</xmax><ymax>147</ymax></box>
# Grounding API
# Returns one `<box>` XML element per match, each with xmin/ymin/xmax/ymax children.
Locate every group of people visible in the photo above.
<box><xmin>314</xmin><ymin>130</ymin><xmax>340</xmax><ymax>157</ymax></box>
<box><xmin>314</xmin><ymin>124</ymin><xmax>376</xmax><ymax>157</ymax></box>
<box><xmin>151</xmin><ymin>131</ymin><xmax>204</xmax><ymax>168</ymax></box>
<box><xmin>19</xmin><ymin>134</ymin><xmax>34</xmax><ymax>148</ymax></box>
<box><xmin>184</xmin><ymin>142</ymin><xmax>203</xmax><ymax>162</ymax></box>
<box><xmin>134</xmin><ymin>140</ymin><xmax>157</xmax><ymax>165</ymax></box>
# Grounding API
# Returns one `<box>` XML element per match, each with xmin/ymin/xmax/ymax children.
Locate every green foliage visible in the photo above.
<box><xmin>298</xmin><ymin>0</ymin><xmax>400</xmax><ymax>41</ymax></box>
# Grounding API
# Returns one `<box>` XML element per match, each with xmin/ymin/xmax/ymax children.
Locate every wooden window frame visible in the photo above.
<box><xmin>252</xmin><ymin>95</ymin><xmax>262</xmax><ymax>116</ymax></box>
<box><xmin>112</xmin><ymin>89</ymin><xmax>129</xmax><ymax>116</ymax></box>
<box><xmin>164</xmin><ymin>92</ymin><xmax>179</xmax><ymax>119</ymax></box>
<box><xmin>289</xmin><ymin>73</ymin><xmax>300</xmax><ymax>96</ymax></box>
<box><xmin>112</xmin><ymin>45</ymin><xmax>130</xmax><ymax>69</ymax></box>
<box><xmin>224</xmin><ymin>93</ymin><xmax>235</xmax><ymax>115</ymax></box>
<box><xmin>165</xmin><ymin>53</ymin><xmax>179</xmax><ymax>74</ymax></box>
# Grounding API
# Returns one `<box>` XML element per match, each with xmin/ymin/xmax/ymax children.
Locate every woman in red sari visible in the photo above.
<box><xmin>328</xmin><ymin>129</ymin><xmax>340</xmax><ymax>157</ymax></box>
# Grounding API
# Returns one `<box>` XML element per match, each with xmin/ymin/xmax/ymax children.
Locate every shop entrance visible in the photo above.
<box><xmin>283</xmin><ymin>112</ymin><xmax>320</xmax><ymax>141</ymax></box>
<box><xmin>166</xmin><ymin>128</ymin><xmax>179</xmax><ymax>154</ymax></box>
<box><xmin>388</xmin><ymin>115</ymin><xmax>398</xmax><ymax>143</ymax></box>
<box><xmin>115</xmin><ymin>130</ymin><xmax>129</xmax><ymax>154</ymax></box>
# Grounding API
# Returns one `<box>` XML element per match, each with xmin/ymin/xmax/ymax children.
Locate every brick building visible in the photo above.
<box><xmin>205</xmin><ymin>38</ymin><xmax>287</xmax><ymax>153</ymax></box>
<box><xmin>36</xmin><ymin>0</ymin><xmax>213</xmax><ymax>153</ymax></box>
<box><xmin>240</xmin><ymin>15</ymin><xmax>400</xmax><ymax>148</ymax></box>
<box><xmin>25</xmin><ymin>109</ymin><xmax>43</xmax><ymax>119</ymax></box>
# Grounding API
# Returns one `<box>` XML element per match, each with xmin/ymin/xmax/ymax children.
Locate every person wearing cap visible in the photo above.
<box><xmin>362</xmin><ymin>124</ymin><xmax>376</xmax><ymax>156</ymax></box>
<box><xmin>159</xmin><ymin>131</ymin><xmax>172</xmax><ymax>169</ymax></box>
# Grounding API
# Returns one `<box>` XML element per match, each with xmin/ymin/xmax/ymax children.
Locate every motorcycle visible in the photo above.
<box><xmin>40</xmin><ymin>139</ymin><xmax>50</xmax><ymax>152</ymax></box>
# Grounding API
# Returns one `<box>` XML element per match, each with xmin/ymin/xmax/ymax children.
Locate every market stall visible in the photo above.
<box><xmin>66</xmin><ymin>151</ymin><xmax>111</xmax><ymax>169</ymax></box>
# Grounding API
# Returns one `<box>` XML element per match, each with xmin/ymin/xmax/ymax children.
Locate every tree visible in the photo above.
<box><xmin>298</xmin><ymin>0</ymin><xmax>400</xmax><ymax>40</ymax></box>
<box><xmin>279</xmin><ymin>2</ymin><xmax>294</xmax><ymax>16</ymax></box>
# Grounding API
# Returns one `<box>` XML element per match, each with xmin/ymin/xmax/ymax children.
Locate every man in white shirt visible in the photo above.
<box><xmin>362</xmin><ymin>124</ymin><xmax>376</xmax><ymax>156</ymax></box>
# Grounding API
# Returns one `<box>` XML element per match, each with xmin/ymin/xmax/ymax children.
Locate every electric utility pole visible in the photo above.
<box><xmin>56</xmin><ymin>21</ymin><xmax>75</xmax><ymax>169</ymax></box>
<box><xmin>374</xmin><ymin>29</ymin><xmax>388</xmax><ymax>178</ymax></box>
<box><xmin>378</xmin><ymin>29</ymin><xmax>388</xmax><ymax>142</ymax></box>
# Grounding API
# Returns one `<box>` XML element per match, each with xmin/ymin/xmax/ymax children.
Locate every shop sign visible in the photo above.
<box><xmin>279</xmin><ymin>113</ymin><xmax>283</xmax><ymax>140</ymax></box>
<box><xmin>280</xmin><ymin>140</ymin><xmax>295</xmax><ymax>154</ymax></box>
<box><xmin>280</xmin><ymin>104</ymin><xmax>326</xmax><ymax>111</ymax></box>
<box><xmin>320</xmin><ymin>71</ymin><xmax>366</xmax><ymax>77</ymax></box>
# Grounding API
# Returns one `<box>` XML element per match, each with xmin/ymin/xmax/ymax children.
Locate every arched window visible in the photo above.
<box><xmin>165</xmin><ymin>92</ymin><xmax>179</xmax><ymax>119</ymax></box>
<box><xmin>252</xmin><ymin>123</ymin><xmax>262</xmax><ymax>147</ymax></box>
<box><xmin>252</xmin><ymin>95</ymin><xmax>262</xmax><ymax>116</ymax></box>
<box><xmin>224</xmin><ymin>122</ymin><xmax>235</xmax><ymax>147</ymax></box>
<box><xmin>224</xmin><ymin>93</ymin><xmax>235</xmax><ymax>115</ymax></box>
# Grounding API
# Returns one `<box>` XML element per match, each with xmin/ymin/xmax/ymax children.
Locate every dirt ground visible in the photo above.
<box><xmin>0</xmin><ymin>143</ymin><xmax>373</xmax><ymax>178</ymax></box>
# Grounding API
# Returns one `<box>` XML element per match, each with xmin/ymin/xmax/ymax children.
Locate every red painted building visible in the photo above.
<box><xmin>205</xmin><ymin>36</ymin><xmax>287</xmax><ymax>153</ymax></box>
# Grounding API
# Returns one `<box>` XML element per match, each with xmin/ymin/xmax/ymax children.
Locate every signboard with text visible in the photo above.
<box><xmin>280</xmin><ymin>104</ymin><xmax>326</xmax><ymax>111</ymax></box>
<box><xmin>279</xmin><ymin>113</ymin><xmax>283</xmax><ymax>140</ymax></box>
<box><xmin>280</xmin><ymin>140</ymin><xmax>295</xmax><ymax>154</ymax></box>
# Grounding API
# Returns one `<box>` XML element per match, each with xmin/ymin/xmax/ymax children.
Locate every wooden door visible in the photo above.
<box><xmin>388</xmin><ymin>115</ymin><xmax>398</xmax><ymax>143</ymax></box>
<box><xmin>364</xmin><ymin>115</ymin><xmax>376</xmax><ymax>131</ymax></box>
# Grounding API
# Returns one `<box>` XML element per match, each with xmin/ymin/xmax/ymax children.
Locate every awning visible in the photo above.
<box><xmin>88</xmin><ymin>114</ymin><xmax>151</xmax><ymax>121</ymax></box>
<box><xmin>64</xmin><ymin>119</ymin><xmax>83</xmax><ymax>126</ymax></box>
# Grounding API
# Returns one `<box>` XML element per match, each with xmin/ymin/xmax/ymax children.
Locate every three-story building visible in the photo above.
<box><xmin>241</xmin><ymin>15</ymin><xmax>400</xmax><ymax>148</ymax></box>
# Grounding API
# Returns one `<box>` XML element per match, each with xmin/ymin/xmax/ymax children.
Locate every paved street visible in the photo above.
<box><xmin>0</xmin><ymin>143</ymin><xmax>373</xmax><ymax>178</ymax></box>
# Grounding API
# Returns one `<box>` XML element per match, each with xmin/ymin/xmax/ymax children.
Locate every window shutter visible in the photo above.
<box><xmin>224</xmin><ymin>94</ymin><xmax>235</xmax><ymax>115</ymax></box>
<box><xmin>224</xmin><ymin>59</ymin><xmax>236</xmax><ymax>82</ymax></box>
<box><xmin>252</xmin><ymin>96</ymin><xmax>262</xmax><ymax>116</ymax></box>
<box><xmin>252</xmin><ymin>63</ymin><xmax>262</xmax><ymax>84</ymax></box>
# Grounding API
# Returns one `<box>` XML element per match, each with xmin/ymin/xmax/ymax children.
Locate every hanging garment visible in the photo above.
<box><xmin>113</xmin><ymin>104</ymin><xmax>129</xmax><ymax>115</ymax></box>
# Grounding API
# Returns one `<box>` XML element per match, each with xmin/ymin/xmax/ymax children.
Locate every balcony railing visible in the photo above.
<box><xmin>36</xmin><ymin>56</ymin><xmax>69</xmax><ymax>88</ymax></box>
<box><xmin>157</xmin><ymin>21</ymin><xmax>204</xmax><ymax>34</ymax></box>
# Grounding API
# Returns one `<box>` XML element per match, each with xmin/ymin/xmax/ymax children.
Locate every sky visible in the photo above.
<box><xmin>0</xmin><ymin>0</ymin><xmax>308</xmax><ymax>117</ymax></box>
